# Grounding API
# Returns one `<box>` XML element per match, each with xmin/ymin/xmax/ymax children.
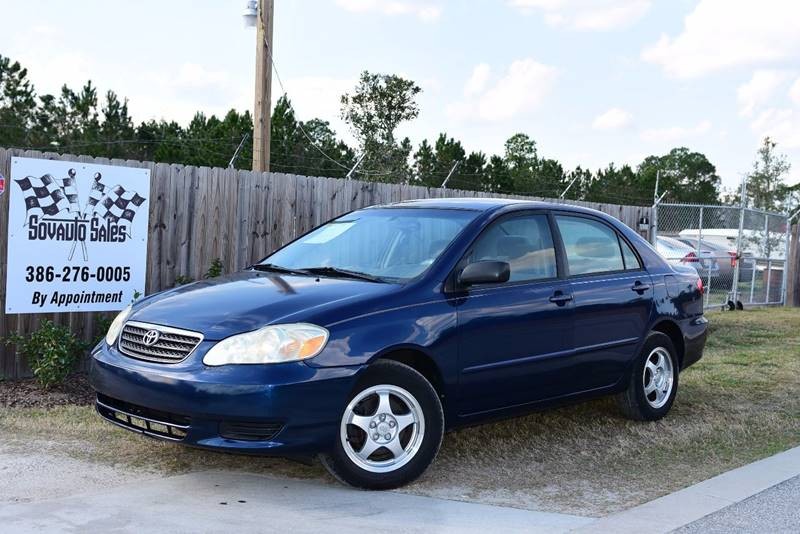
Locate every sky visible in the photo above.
<box><xmin>2</xmin><ymin>0</ymin><xmax>800</xmax><ymax>194</ymax></box>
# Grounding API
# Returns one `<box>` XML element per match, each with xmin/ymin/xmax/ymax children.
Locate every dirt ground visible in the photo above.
<box><xmin>1</xmin><ymin>308</ymin><xmax>798</xmax><ymax>516</ymax></box>
<box><xmin>0</xmin><ymin>373</ymin><xmax>94</xmax><ymax>408</ymax></box>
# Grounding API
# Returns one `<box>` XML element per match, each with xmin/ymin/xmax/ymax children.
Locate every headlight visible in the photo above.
<box><xmin>105</xmin><ymin>305</ymin><xmax>132</xmax><ymax>346</ymax></box>
<box><xmin>203</xmin><ymin>323</ymin><xmax>329</xmax><ymax>366</ymax></box>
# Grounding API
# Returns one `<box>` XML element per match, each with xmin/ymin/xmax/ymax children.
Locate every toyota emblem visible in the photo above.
<box><xmin>142</xmin><ymin>329</ymin><xmax>161</xmax><ymax>347</ymax></box>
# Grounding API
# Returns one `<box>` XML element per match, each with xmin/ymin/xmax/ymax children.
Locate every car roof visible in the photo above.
<box><xmin>374</xmin><ymin>197</ymin><xmax>606</xmax><ymax>215</ymax></box>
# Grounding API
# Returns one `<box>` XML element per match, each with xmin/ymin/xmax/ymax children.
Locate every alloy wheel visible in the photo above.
<box><xmin>340</xmin><ymin>384</ymin><xmax>425</xmax><ymax>473</ymax></box>
<box><xmin>643</xmin><ymin>347</ymin><xmax>674</xmax><ymax>409</ymax></box>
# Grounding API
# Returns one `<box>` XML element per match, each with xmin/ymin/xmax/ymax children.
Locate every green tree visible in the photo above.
<box><xmin>341</xmin><ymin>71</ymin><xmax>421</xmax><ymax>181</ymax></box>
<box><xmin>745</xmin><ymin>137</ymin><xmax>792</xmax><ymax>211</ymax></box>
<box><xmin>0</xmin><ymin>54</ymin><xmax>37</xmax><ymax>147</ymax></box>
<box><xmin>637</xmin><ymin>147</ymin><xmax>721</xmax><ymax>204</ymax></box>
<box><xmin>412</xmin><ymin>133</ymin><xmax>467</xmax><ymax>187</ymax></box>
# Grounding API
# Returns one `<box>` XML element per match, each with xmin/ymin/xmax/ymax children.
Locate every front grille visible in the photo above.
<box><xmin>118</xmin><ymin>321</ymin><xmax>203</xmax><ymax>364</ymax></box>
<box><xmin>219</xmin><ymin>421</ymin><xmax>284</xmax><ymax>441</ymax></box>
<box><xmin>96</xmin><ymin>394</ymin><xmax>190</xmax><ymax>441</ymax></box>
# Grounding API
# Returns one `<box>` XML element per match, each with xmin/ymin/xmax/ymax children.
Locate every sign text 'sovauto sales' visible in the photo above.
<box><xmin>5</xmin><ymin>157</ymin><xmax>150</xmax><ymax>313</ymax></box>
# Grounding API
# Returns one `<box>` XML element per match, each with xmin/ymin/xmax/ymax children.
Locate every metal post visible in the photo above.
<box><xmin>731</xmin><ymin>176</ymin><xmax>747</xmax><ymax>304</ymax></box>
<box><xmin>651</xmin><ymin>203</ymin><xmax>658</xmax><ymax>245</ymax></box>
<box><xmin>764</xmin><ymin>215</ymin><xmax>771</xmax><ymax>304</ymax></box>
<box><xmin>650</xmin><ymin>192</ymin><xmax>667</xmax><ymax>245</ymax></box>
<box><xmin>559</xmin><ymin>175</ymin><xmax>579</xmax><ymax>200</ymax></box>
<box><xmin>654</xmin><ymin>170</ymin><xmax>660</xmax><ymax>205</ymax></box>
<box><xmin>228</xmin><ymin>133</ymin><xmax>250</xmax><ymax>169</ymax></box>
<box><xmin>780</xmin><ymin>212</ymin><xmax>795</xmax><ymax>306</ymax></box>
<box><xmin>441</xmin><ymin>160</ymin><xmax>461</xmax><ymax>190</ymax></box>
<box><xmin>698</xmin><ymin>207</ymin><xmax>711</xmax><ymax>307</ymax></box>
<box><xmin>346</xmin><ymin>153</ymin><xmax>366</xmax><ymax>180</ymax></box>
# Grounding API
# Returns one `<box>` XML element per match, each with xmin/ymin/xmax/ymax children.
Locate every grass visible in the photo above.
<box><xmin>1</xmin><ymin>308</ymin><xmax>799</xmax><ymax>516</ymax></box>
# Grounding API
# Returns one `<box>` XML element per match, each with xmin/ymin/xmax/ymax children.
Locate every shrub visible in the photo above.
<box><xmin>174</xmin><ymin>274</ymin><xmax>194</xmax><ymax>286</ymax></box>
<box><xmin>4</xmin><ymin>320</ymin><xmax>87</xmax><ymax>388</ymax></box>
<box><xmin>91</xmin><ymin>314</ymin><xmax>114</xmax><ymax>348</ymax></box>
<box><xmin>204</xmin><ymin>258</ymin><xmax>224</xmax><ymax>279</ymax></box>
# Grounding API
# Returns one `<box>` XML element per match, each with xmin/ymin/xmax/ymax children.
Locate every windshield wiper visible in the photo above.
<box><xmin>299</xmin><ymin>266</ymin><xmax>386</xmax><ymax>283</ymax></box>
<box><xmin>251</xmin><ymin>263</ymin><xmax>312</xmax><ymax>276</ymax></box>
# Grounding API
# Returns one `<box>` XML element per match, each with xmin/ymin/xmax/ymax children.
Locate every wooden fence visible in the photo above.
<box><xmin>0</xmin><ymin>147</ymin><xmax>652</xmax><ymax>378</ymax></box>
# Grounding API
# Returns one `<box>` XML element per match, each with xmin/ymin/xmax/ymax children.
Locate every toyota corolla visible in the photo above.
<box><xmin>90</xmin><ymin>198</ymin><xmax>707</xmax><ymax>489</ymax></box>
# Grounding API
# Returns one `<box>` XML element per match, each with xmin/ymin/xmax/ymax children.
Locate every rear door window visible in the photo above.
<box><xmin>555</xmin><ymin>216</ymin><xmax>625</xmax><ymax>275</ymax></box>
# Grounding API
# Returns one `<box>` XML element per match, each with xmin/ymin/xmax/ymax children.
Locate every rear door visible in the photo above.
<box><xmin>553</xmin><ymin>214</ymin><xmax>653</xmax><ymax>391</ymax></box>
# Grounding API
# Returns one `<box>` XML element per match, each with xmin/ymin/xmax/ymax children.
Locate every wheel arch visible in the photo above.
<box><xmin>651</xmin><ymin>319</ymin><xmax>686</xmax><ymax>369</ymax></box>
<box><xmin>368</xmin><ymin>346</ymin><xmax>446</xmax><ymax>407</ymax></box>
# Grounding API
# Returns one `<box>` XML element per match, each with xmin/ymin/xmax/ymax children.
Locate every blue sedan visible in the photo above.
<box><xmin>90</xmin><ymin>198</ymin><xmax>707</xmax><ymax>489</ymax></box>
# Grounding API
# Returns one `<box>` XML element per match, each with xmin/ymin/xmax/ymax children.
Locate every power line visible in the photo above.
<box><xmin>260</xmin><ymin>32</ymin><xmax>350</xmax><ymax>172</ymax></box>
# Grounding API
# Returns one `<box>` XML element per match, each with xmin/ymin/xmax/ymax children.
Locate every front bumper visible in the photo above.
<box><xmin>89</xmin><ymin>342</ymin><xmax>362</xmax><ymax>455</ymax></box>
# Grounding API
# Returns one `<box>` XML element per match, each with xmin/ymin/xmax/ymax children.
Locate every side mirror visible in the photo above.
<box><xmin>459</xmin><ymin>261</ymin><xmax>510</xmax><ymax>286</ymax></box>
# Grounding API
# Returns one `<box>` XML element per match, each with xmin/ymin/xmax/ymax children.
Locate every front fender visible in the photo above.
<box><xmin>305</xmin><ymin>296</ymin><xmax>459</xmax><ymax>391</ymax></box>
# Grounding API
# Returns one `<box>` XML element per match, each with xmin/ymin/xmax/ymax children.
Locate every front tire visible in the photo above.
<box><xmin>321</xmin><ymin>360</ymin><xmax>444</xmax><ymax>489</ymax></box>
<box><xmin>616</xmin><ymin>332</ymin><xmax>679</xmax><ymax>421</ymax></box>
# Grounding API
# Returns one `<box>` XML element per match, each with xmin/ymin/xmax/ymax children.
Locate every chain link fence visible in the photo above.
<box><xmin>652</xmin><ymin>203</ymin><xmax>790</xmax><ymax>309</ymax></box>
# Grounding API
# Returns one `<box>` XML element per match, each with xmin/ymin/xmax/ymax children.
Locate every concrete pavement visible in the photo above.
<box><xmin>0</xmin><ymin>470</ymin><xmax>594</xmax><ymax>533</ymax></box>
<box><xmin>2</xmin><ymin>446</ymin><xmax>798</xmax><ymax>533</ymax></box>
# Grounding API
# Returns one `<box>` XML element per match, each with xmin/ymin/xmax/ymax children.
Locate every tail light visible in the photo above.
<box><xmin>682</xmin><ymin>252</ymin><xmax>699</xmax><ymax>263</ymax></box>
<box><xmin>696</xmin><ymin>277</ymin><xmax>704</xmax><ymax>295</ymax></box>
<box><xmin>727</xmin><ymin>251</ymin><xmax>737</xmax><ymax>268</ymax></box>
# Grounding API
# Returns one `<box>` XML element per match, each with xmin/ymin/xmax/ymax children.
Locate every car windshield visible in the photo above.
<box><xmin>259</xmin><ymin>208</ymin><xmax>478</xmax><ymax>282</ymax></box>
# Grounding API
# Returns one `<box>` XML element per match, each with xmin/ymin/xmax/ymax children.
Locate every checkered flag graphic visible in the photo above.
<box><xmin>60</xmin><ymin>168</ymin><xmax>81</xmax><ymax>215</ymax></box>
<box><xmin>14</xmin><ymin>174</ymin><xmax>71</xmax><ymax>222</ymax></box>
<box><xmin>93</xmin><ymin>184</ymin><xmax>146</xmax><ymax>223</ymax></box>
<box><xmin>83</xmin><ymin>172</ymin><xmax>107</xmax><ymax>217</ymax></box>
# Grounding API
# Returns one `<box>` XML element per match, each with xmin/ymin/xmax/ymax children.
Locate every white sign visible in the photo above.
<box><xmin>5</xmin><ymin>157</ymin><xmax>150</xmax><ymax>314</ymax></box>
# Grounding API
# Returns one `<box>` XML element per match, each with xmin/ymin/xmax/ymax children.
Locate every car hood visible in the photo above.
<box><xmin>129</xmin><ymin>271</ymin><xmax>397</xmax><ymax>340</ymax></box>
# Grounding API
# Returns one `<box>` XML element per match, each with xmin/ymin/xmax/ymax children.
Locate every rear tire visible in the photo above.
<box><xmin>320</xmin><ymin>360</ymin><xmax>444</xmax><ymax>489</ymax></box>
<box><xmin>616</xmin><ymin>332</ymin><xmax>679</xmax><ymax>421</ymax></box>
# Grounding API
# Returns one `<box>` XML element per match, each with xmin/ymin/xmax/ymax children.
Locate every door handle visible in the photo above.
<box><xmin>549</xmin><ymin>293</ymin><xmax>573</xmax><ymax>305</ymax></box>
<box><xmin>631</xmin><ymin>282</ymin><xmax>651</xmax><ymax>293</ymax></box>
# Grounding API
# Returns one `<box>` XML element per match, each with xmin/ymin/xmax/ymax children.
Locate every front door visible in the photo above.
<box><xmin>455</xmin><ymin>212</ymin><xmax>574</xmax><ymax>415</ymax></box>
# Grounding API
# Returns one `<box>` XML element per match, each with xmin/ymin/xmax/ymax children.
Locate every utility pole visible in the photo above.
<box><xmin>252</xmin><ymin>0</ymin><xmax>274</xmax><ymax>173</ymax></box>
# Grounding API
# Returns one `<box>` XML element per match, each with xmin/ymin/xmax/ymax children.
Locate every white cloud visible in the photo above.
<box><xmin>750</xmin><ymin>108</ymin><xmax>800</xmax><ymax>149</ymax></box>
<box><xmin>737</xmin><ymin>70</ymin><xmax>791</xmax><ymax>118</ymax></box>
<box><xmin>642</xmin><ymin>0</ymin><xmax>800</xmax><ymax>78</ymax></box>
<box><xmin>640</xmin><ymin>120</ymin><xmax>712</xmax><ymax>143</ymax></box>
<box><xmin>592</xmin><ymin>107</ymin><xmax>633</xmax><ymax>131</ymax></box>
<box><xmin>276</xmin><ymin>75</ymin><xmax>355</xmax><ymax>123</ymax></box>
<box><xmin>509</xmin><ymin>0</ymin><xmax>650</xmax><ymax>31</ymax></box>
<box><xmin>171</xmin><ymin>63</ymin><xmax>229</xmax><ymax>89</ymax></box>
<box><xmin>790</xmin><ymin>79</ymin><xmax>800</xmax><ymax>107</ymax></box>
<box><xmin>464</xmin><ymin>63</ymin><xmax>491</xmax><ymax>96</ymax></box>
<box><xmin>448</xmin><ymin>59</ymin><xmax>558</xmax><ymax>122</ymax></box>
<box><xmin>334</xmin><ymin>0</ymin><xmax>442</xmax><ymax>22</ymax></box>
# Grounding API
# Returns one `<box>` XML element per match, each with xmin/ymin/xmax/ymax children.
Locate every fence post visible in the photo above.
<box><xmin>765</xmin><ymin>215</ymin><xmax>772</xmax><ymax>303</ymax></box>
<box><xmin>781</xmin><ymin>217</ymin><xmax>792</xmax><ymax>306</ymax></box>
<box><xmin>732</xmin><ymin>178</ymin><xmax>747</xmax><ymax>304</ymax></box>
<box><xmin>651</xmin><ymin>203</ymin><xmax>658</xmax><ymax>245</ymax></box>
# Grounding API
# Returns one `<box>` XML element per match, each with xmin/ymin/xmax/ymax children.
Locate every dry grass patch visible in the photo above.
<box><xmin>1</xmin><ymin>308</ymin><xmax>798</xmax><ymax>516</ymax></box>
